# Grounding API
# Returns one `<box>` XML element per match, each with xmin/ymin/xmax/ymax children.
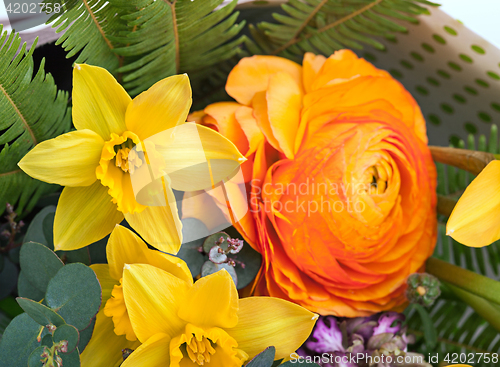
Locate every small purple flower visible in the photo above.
<box><xmin>372</xmin><ymin>312</ymin><xmax>404</xmax><ymax>336</ymax></box>
<box><xmin>299</xmin><ymin>312</ymin><xmax>430</xmax><ymax>367</ymax></box>
<box><xmin>306</xmin><ymin>316</ymin><xmax>345</xmax><ymax>353</ymax></box>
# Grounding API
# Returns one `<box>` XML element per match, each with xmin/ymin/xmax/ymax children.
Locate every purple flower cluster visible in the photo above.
<box><xmin>297</xmin><ymin>312</ymin><xmax>430</xmax><ymax>367</ymax></box>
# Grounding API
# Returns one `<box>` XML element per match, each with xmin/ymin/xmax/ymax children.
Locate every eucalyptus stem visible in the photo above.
<box><xmin>436</xmin><ymin>194</ymin><xmax>457</xmax><ymax>217</ymax></box>
<box><xmin>429</xmin><ymin>146</ymin><xmax>495</xmax><ymax>175</ymax></box>
<box><xmin>446</xmin><ymin>283</ymin><xmax>500</xmax><ymax>332</ymax></box>
<box><xmin>426</xmin><ymin>257</ymin><xmax>500</xmax><ymax>306</ymax></box>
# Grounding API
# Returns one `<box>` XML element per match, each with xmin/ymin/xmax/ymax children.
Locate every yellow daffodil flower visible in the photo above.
<box><xmin>447</xmin><ymin>161</ymin><xmax>500</xmax><ymax>247</ymax></box>
<box><xmin>80</xmin><ymin>225</ymin><xmax>193</xmax><ymax>367</ymax></box>
<box><xmin>120</xmin><ymin>263</ymin><xmax>318</xmax><ymax>367</ymax></box>
<box><xmin>18</xmin><ymin>64</ymin><xmax>245</xmax><ymax>252</ymax></box>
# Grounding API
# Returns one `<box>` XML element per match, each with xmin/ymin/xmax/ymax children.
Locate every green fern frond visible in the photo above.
<box><xmin>434</xmin><ymin>125</ymin><xmax>500</xmax><ymax>279</ymax></box>
<box><xmin>44</xmin><ymin>0</ymin><xmax>127</xmax><ymax>72</ymax></box>
<box><xmin>249</xmin><ymin>0</ymin><xmax>439</xmax><ymax>61</ymax></box>
<box><xmin>111</xmin><ymin>0</ymin><xmax>248</xmax><ymax>95</ymax></box>
<box><xmin>406</xmin><ymin>298</ymin><xmax>500</xmax><ymax>365</ymax></box>
<box><xmin>0</xmin><ymin>28</ymin><xmax>71</xmax><ymax>216</ymax></box>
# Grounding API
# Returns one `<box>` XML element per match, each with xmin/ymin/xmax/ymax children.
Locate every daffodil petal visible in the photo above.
<box><xmin>122</xmin><ymin>264</ymin><xmax>189</xmax><ymax>342</ymax></box>
<box><xmin>121</xmin><ymin>333</ymin><xmax>171</xmax><ymax>367</ymax></box>
<box><xmin>125</xmin><ymin>74</ymin><xmax>192</xmax><ymax>141</ymax></box>
<box><xmin>226</xmin><ymin>55</ymin><xmax>302</xmax><ymax>106</ymax></box>
<box><xmin>18</xmin><ymin>129</ymin><xmax>104</xmax><ymax>187</ymax></box>
<box><xmin>73</xmin><ymin>64</ymin><xmax>130</xmax><ymax>139</ymax></box>
<box><xmin>226</xmin><ymin>296</ymin><xmax>318</xmax><ymax>360</ymax></box>
<box><xmin>124</xmin><ymin>188</ymin><xmax>182</xmax><ymax>254</ymax></box>
<box><xmin>178</xmin><ymin>269</ymin><xmax>239</xmax><ymax>329</ymax></box>
<box><xmin>267</xmin><ymin>72</ymin><xmax>302</xmax><ymax>159</ymax></box>
<box><xmin>151</xmin><ymin>123</ymin><xmax>246</xmax><ymax>192</ymax></box>
<box><xmin>80</xmin><ymin>309</ymin><xmax>141</xmax><ymax>367</ymax></box>
<box><xmin>54</xmin><ymin>182</ymin><xmax>124</xmax><ymax>251</ymax></box>
<box><xmin>107</xmin><ymin>225</ymin><xmax>192</xmax><ymax>284</ymax></box>
<box><xmin>90</xmin><ymin>264</ymin><xmax>118</xmax><ymax>307</ymax></box>
<box><xmin>447</xmin><ymin>160</ymin><xmax>500</xmax><ymax>247</ymax></box>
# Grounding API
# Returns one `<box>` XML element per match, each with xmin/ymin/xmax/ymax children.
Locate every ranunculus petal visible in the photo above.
<box><xmin>124</xmin><ymin>185</ymin><xmax>182</xmax><ymax>255</ymax></box>
<box><xmin>107</xmin><ymin>225</ymin><xmax>192</xmax><ymax>283</ymax></box>
<box><xmin>121</xmin><ymin>333</ymin><xmax>171</xmax><ymax>367</ymax></box>
<box><xmin>447</xmin><ymin>160</ymin><xmax>500</xmax><ymax>247</ymax></box>
<box><xmin>126</xmin><ymin>74</ymin><xmax>191</xmax><ymax>141</ymax></box>
<box><xmin>302</xmin><ymin>52</ymin><xmax>326</xmax><ymax>94</ymax></box>
<box><xmin>226</xmin><ymin>55</ymin><xmax>302</xmax><ymax>105</ymax></box>
<box><xmin>80</xmin><ymin>309</ymin><xmax>141</xmax><ymax>367</ymax></box>
<box><xmin>178</xmin><ymin>269</ymin><xmax>238</xmax><ymax>329</ymax></box>
<box><xmin>73</xmin><ymin>64</ymin><xmax>130</xmax><ymax>139</ymax></box>
<box><xmin>204</xmin><ymin>102</ymin><xmax>249</xmax><ymax>155</ymax></box>
<box><xmin>227</xmin><ymin>297</ymin><xmax>318</xmax><ymax>360</ymax></box>
<box><xmin>90</xmin><ymin>264</ymin><xmax>118</xmax><ymax>307</ymax></box>
<box><xmin>267</xmin><ymin>72</ymin><xmax>302</xmax><ymax>159</ymax></box>
<box><xmin>18</xmin><ymin>130</ymin><xmax>104</xmax><ymax>187</ymax></box>
<box><xmin>54</xmin><ymin>182</ymin><xmax>124</xmax><ymax>251</ymax></box>
<box><xmin>122</xmin><ymin>264</ymin><xmax>189</xmax><ymax>342</ymax></box>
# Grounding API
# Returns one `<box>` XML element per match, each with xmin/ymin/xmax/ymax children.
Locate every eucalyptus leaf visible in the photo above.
<box><xmin>27</xmin><ymin>346</ymin><xmax>45</xmax><ymax>367</ymax></box>
<box><xmin>19</xmin><ymin>242</ymin><xmax>64</xmax><ymax>294</ymax></box>
<box><xmin>232</xmin><ymin>241</ymin><xmax>262</xmax><ymax>290</ymax></box>
<box><xmin>23</xmin><ymin>206</ymin><xmax>56</xmax><ymax>246</ymax></box>
<box><xmin>245</xmin><ymin>346</ymin><xmax>275</xmax><ymax>367</ymax></box>
<box><xmin>41</xmin><ymin>334</ymin><xmax>53</xmax><ymax>347</ymax></box>
<box><xmin>16</xmin><ymin>297</ymin><xmax>65</xmax><ymax>327</ymax></box>
<box><xmin>0</xmin><ymin>313</ymin><xmax>48</xmax><ymax>367</ymax></box>
<box><xmin>177</xmin><ymin>218</ymin><xmax>209</xmax><ymax>277</ymax></box>
<box><xmin>203</xmin><ymin>232</ymin><xmax>230</xmax><ymax>253</ymax></box>
<box><xmin>45</xmin><ymin>263</ymin><xmax>101</xmax><ymax>330</ymax></box>
<box><xmin>18</xmin><ymin>271</ymin><xmax>45</xmax><ymax>302</ymax></box>
<box><xmin>0</xmin><ymin>257</ymin><xmax>19</xmax><ymax>299</ymax></box>
<box><xmin>53</xmin><ymin>324</ymin><xmax>80</xmax><ymax>354</ymax></box>
<box><xmin>60</xmin><ymin>347</ymin><xmax>81</xmax><ymax>367</ymax></box>
<box><xmin>77</xmin><ymin>317</ymin><xmax>96</xmax><ymax>353</ymax></box>
<box><xmin>0</xmin><ymin>254</ymin><xmax>4</xmax><ymax>273</ymax></box>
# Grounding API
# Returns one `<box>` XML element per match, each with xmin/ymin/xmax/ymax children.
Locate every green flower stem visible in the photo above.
<box><xmin>446</xmin><ymin>282</ymin><xmax>500</xmax><ymax>332</ymax></box>
<box><xmin>426</xmin><ymin>257</ymin><xmax>500</xmax><ymax>306</ymax></box>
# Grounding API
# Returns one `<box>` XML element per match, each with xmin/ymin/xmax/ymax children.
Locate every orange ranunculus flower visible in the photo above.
<box><xmin>184</xmin><ymin>50</ymin><xmax>437</xmax><ymax>317</ymax></box>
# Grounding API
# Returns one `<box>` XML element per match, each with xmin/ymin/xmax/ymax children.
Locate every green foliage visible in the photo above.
<box><xmin>0</xmin><ymin>243</ymin><xmax>102</xmax><ymax>365</ymax></box>
<box><xmin>406</xmin><ymin>297</ymin><xmax>500</xmax><ymax>366</ymax></box>
<box><xmin>178</xmin><ymin>218</ymin><xmax>262</xmax><ymax>289</ymax></box>
<box><xmin>246</xmin><ymin>346</ymin><xmax>276</xmax><ymax>366</ymax></box>
<box><xmin>434</xmin><ymin>124</ymin><xmax>500</xmax><ymax>278</ymax></box>
<box><xmin>0</xmin><ymin>28</ymin><xmax>71</xmax><ymax>217</ymax></box>
<box><xmin>248</xmin><ymin>0</ymin><xmax>438</xmax><ymax>62</ymax></box>
<box><xmin>0</xmin><ymin>313</ymin><xmax>48</xmax><ymax>367</ymax></box>
<box><xmin>45</xmin><ymin>0</ymin><xmax>126</xmax><ymax>72</ymax></box>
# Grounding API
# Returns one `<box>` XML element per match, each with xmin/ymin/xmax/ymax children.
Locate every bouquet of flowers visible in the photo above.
<box><xmin>0</xmin><ymin>1</ymin><xmax>499</xmax><ymax>366</ymax></box>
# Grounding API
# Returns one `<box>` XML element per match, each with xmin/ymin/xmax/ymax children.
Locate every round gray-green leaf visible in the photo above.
<box><xmin>28</xmin><ymin>346</ymin><xmax>45</xmax><ymax>367</ymax></box>
<box><xmin>18</xmin><ymin>271</ymin><xmax>45</xmax><ymax>302</ymax></box>
<box><xmin>0</xmin><ymin>257</ymin><xmax>19</xmax><ymax>299</ymax></box>
<box><xmin>53</xmin><ymin>324</ymin><xmax>80</xmax><ymax>354</ymax></box>
<box><xmin>0</xmin><ymin>313</ymin><xmax>48</xmax><ymax>367</ymax></box>
<box><xmin>245</xmin><ymin>346</ymin><xmax>275</xmax><ymax>367</ymax></box>
<box><xmin>17</xmin><ymin>297</ymin><xmax>65</xmax><ymax>327</ymax></box>
<box><xmin>60</xmin><ymin>348</ymin><xmax>81</xmax><ymax>367</ymax></box>
<box><xmin>20</xmin><ymin>242</ymin><xmax>63</xmax><ymax>294</ymax></box>
<box><xmin>203</xmin><ymin>232</ymin><xmax>230</xmax><ymax>253</ymax></box>
<box><xmin>45</xmin><ymin>263</ymin><xmax>101</xmax><ymax>330</ymax></box>
<box><xmin>23</xmin><ymin>206</ymin><xmax>56</xmax><ymax>246</ymax></box>
<box><xmin>177</xmin><ymin>218</ymin><xmax>209</xmax><ymax>276</ymax></box>
<box><xmin>233</xmin><ymin>242</ymin><xmax>262</xmax><ymax>289</ymax></box>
